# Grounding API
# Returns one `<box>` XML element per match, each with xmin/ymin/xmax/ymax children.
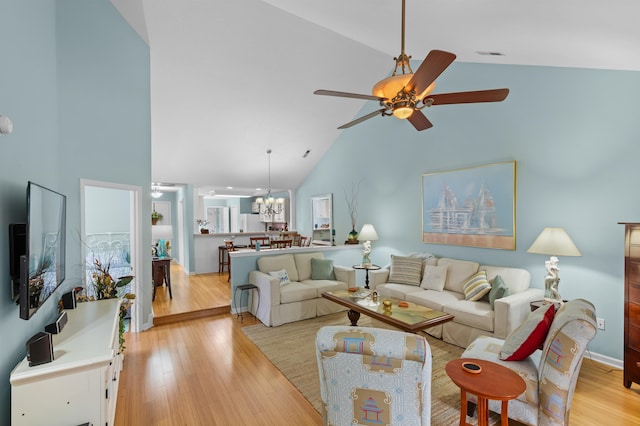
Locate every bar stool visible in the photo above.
<box><xmin>218</xmin><ymin>245</ymin><xmax>231</xmax><ymax>273</ymax></box>
<box><xmin>234</xmin><ymin>284</ymin><xmax>260</xmax><ymax>321</ymax></box>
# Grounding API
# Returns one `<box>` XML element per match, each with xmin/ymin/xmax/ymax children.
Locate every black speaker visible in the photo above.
<box><xmin>26</xmin><ymin>331</ymin><xmax>54</xmax><ymax>367</ymax></box>
<box><xmin>45</xmin><ymin>311</ymin><xmax>68</xmax><ymax>334</ymax></box>
<box><xmin>61</xmin><ymin>288</ymin><xmax>76</xmax><ymax>309</ymax></box>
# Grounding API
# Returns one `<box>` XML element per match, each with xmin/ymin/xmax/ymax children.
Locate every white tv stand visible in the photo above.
<box><xmin>10</xmin><ymin>299</ymin><xmax>122</xmax><ymax>426</ymax></box>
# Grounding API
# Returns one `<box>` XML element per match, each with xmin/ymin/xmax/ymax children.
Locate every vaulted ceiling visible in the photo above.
<box><xmin>111</xmin><ymin>0</ymin><xmax>640</xmax><ymax>197</ymax></box>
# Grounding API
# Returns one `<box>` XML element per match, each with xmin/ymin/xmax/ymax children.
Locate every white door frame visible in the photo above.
<box><xmin>80</xmin><ymin>179</ymin><xmax>143</xmax><ymax>332</ymax></box>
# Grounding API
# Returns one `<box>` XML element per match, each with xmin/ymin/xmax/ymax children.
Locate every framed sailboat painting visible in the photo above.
<box><xmin>422</xmin><ymin>161</ymin><xmax>516</xmax><ymax>250</ymax></box>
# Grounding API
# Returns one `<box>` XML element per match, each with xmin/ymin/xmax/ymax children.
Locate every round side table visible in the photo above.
<box><xmin>445</xmin><ymin>358</ymin><xmax>525</xmax><ymax>426</ymax></box>
<box><xmin>352</xmin><ymin>264</ymin><xmax>381</xmax><ymax>289</ymax></box>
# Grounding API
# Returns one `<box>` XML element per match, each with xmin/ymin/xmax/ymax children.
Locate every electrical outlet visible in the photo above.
<box><xmin>597</xmin><ymin>317</ymin><xmax>605</xmax><ymax>330</ymax></box>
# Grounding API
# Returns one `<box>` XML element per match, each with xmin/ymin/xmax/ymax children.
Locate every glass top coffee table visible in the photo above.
<box><xmin>322</xmin><ymin>289</ymin><xmax>454</xmax><ymax>333</ymax></box>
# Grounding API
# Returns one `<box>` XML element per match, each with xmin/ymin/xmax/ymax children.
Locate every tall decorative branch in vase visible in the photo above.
<box><xmin>344</xmin><ymin>181</ymin><xmax>361</xmax><ymax>244</ymax></box>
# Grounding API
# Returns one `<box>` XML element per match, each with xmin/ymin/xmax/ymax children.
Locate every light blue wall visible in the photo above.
<box><xmin>0</xmin><ymin>0</ymin><xmax>150</xmax><ymax>422</ymax></box>
<box><xmin>296</xmin><ymin>62</ymin><xmax>640</xmax><ymax>361</ymax></box>
<box><xmin>85</xmin><ymin>186</ymin><xmax>131</xmax><ymax>234</ymax></box>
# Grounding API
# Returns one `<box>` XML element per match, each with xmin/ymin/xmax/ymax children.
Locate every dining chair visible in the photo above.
<box><xmin>301</xmin><ymin>236</ymin><xmax>310</xmax><ymax>247</ymax></box>
<box><xmin>292</xmin><ymin>234</ymin><xmax>302</xmax><ymax>246</ymax></box>
<box><xmin>249</xmin><ymin>236</ymin><xmax>270</xmax><ymax>249</ymax></box>
<box><xmin>270</xmin><ymin>239</ymin><xmax>292</xmax><ymax>248</ymax></box>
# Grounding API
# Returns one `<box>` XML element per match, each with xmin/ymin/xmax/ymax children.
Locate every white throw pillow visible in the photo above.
<box><xmin>420</xmin><ymin>264</ymin><xmax>448</xmax><ymax>291</ymax></box>
<box><xmin>269</xmin><ymin>268</ymin><xmax>291</xmax><ymax>286</ymax></box>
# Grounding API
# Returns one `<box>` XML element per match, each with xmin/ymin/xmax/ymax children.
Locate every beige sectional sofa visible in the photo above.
<box><xmin>248</xmin><ymin>252</ymin><xmax>355</xmax><ymax>326</ymax></box>
<box><xmin>369</xmin><ymin>256</ymin><xmax>544</xmax><ymax>348</ymax></box>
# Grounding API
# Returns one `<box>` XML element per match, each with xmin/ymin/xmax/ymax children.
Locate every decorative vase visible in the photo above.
<box><xmin>152</xmin><ymin>218</ymin><xmax>158</xmax><ymax>225</ymax></box>
<box><xmin>346</xmin><ymin>228</ymin><xmax>359</xmax><ymax>244</ymax></box>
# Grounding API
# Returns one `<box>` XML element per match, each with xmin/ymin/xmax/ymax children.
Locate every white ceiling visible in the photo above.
<box><xmin>111</xmin><ymin>0</ymin><xmax>640</xmax><ymax>197</ymax></box>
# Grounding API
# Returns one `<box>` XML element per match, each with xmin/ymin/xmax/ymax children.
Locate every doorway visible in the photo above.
<box><xmin>80</xmin><ymin>179</ymin><xmax>143</xmax><ymax>332</ymax></box>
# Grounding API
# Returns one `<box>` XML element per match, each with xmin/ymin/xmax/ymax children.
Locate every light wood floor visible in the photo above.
<box><xmin>117</xmin><ymin>267</ymin><xmax>640</xmax><ymax>425</ymax></box>
<box><xmin>151</xmin><ymin>262</ymin><xmax>231</xmax><ymax>325</ymax></box>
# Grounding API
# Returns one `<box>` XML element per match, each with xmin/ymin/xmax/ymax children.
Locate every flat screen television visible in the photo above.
<box><xmin>9</xmin><ymin>181</ymin><xmax>66</xmax><ymax>320</ymax></box>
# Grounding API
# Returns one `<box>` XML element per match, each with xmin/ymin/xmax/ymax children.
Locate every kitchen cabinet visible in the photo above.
<box><xmin>311</xmin><ymin>194</ymin><xmax>333</xmax><ymax>245</ymax></box>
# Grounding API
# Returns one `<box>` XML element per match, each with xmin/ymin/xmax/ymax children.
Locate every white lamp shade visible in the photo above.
<box><xmin>359</xmin><ymin>224</ymin><xmax>379</xmax><ymax>241</ymax></box>
<box><xmin>527</xmin><ymin>227</ymin><xmax>581</xmax><ymax>256</ymax></box>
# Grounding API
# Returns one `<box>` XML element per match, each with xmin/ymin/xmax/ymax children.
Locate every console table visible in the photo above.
<box><xmin>10</xmin><ymin>299</ymin><xmax>122</xmax><ymax>426</ymax></box>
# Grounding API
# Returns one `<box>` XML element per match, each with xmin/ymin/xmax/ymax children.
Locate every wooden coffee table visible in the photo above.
<box><xmin>322</xmin><ymin>289</ymin><xmax>454</xmax><ymax>333</ymax></box>
<box><xmin>445</xmin><ymin>358</ymin><xmax>526</xmax><ymax>426</ymax></box>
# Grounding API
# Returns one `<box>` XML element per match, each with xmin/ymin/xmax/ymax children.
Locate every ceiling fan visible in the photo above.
<box><xmin>314</xmin><ymin>0</ymin><xmax>509</xmax><ymax>131</ymax></box>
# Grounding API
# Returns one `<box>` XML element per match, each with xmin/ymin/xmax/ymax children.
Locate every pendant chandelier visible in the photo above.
<box><xmin>255</xmin><ymin>149</ymin><xmax>284</xmax><ymax>215</ymax></box>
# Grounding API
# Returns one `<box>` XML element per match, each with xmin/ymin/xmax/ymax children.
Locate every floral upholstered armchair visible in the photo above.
<box><xmin>316</xmin><ymin>326</ymin><xmax>432</xmax><ymax>426</ymax></box>
<box><xmin>461</xmin><ymin>298</ymin><xmax>597</xmax><ymax>425</ymax></box>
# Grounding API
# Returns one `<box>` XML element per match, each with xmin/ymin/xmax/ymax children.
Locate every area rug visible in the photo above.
<box><xmin>242</xmin><ymin>312</ymin><xmax>504</xmax><ymax>425</ymax></box>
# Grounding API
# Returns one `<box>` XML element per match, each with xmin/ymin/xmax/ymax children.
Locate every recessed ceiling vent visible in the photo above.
<box><xmin>475</xmin><ymin>51</ymin><xmax>505</xmax><ymax>56</ymax></box>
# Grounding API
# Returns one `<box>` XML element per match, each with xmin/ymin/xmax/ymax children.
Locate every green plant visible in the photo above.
<box><xmin>151</xmin><ymin>210</ymin><xmax>163</xmax><ymax>221</ymax></box>
<box><xmin>118</xmin><ymin>293</ymin><xmax>136</xmax><ymax>352</ymax></box>
<box><xmin>88</xmin><ymin>258</ymin><xmax>135</xmax><ymax>352</ymax></box>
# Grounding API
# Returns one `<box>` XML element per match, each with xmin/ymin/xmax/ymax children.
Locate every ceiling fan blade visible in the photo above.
<box><xmin>337</xmin><ymin>108</ymin><xmax>387</xmax><ymax>129</ymax></box>
<box><xmin>406</xmin><ymin>50</ymin><xmax>456</xmax><ymax>95</ymax></box>
<box><xmin>314</xmin><ymin>89</ymin><xmax>385</xmax><ymax>102</ymax></box>
<box><xmin>426</xmin><ymin>89</ymin><xmax>510</xmax><ymax>105</ymax></box>
<box><xmin>407</xmin><ymin>110</ymin><xmax>433</xmax><ymax>131</ymax></box>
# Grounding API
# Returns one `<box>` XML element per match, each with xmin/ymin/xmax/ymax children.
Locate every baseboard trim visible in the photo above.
<box><xmin>584</xmin><ymin>349</ymin><xmax>623</xmax><ymax>369</ymax></box>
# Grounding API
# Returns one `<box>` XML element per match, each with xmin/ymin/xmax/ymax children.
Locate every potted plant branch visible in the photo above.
<box><xmin>345</xmin><ymin>182</ymin><xmax>360</xmax><ymax>244</ymax></box>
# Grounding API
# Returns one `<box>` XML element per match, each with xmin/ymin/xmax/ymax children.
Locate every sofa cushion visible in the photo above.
<box><xmin>481</xmin><ymin>265</ymin><xmax>531</xmax><ymax>294</ymax></box>
<box><xmin>420</xmin><ymin>264</ymin><xmax>448</xmax><ymax>291</ymax></box>
<box><xmin>269</xmin><ymin>268</ymin><xmax>291</xmax><ymax>286</ymax></box>
<box><xmin>406</xmin><ymin>289</ymin><xmax>463</xmax><ymax>311</ymax></box>
<box><xmin>301</xmin><ymin>279</ymin><xmax>347</xmax><ymax>297</ymax></box>
<box><xmin>389</xmin><ymin>255</ymin><xmax>423</xmax><ymax>286</ymax></box>
<box><xmin>279</xmin><ymin>281</ymin><xmax>318</xmax><ymax>304</ymax></box>
<box><xmin>376</xmin><ymin>283</ymin><xmax>424</xmax><ymax>300</ymax></box>
<box><xmin>437</xmin><ymin>258</ymin><xmax>480</xmax><ymax>293</ymax></box>
<box><xmin>462</xmin><ymin>270</ymin><xmax>492</xmax><ymax>301</ymax></box>
<box><xmin>311</xmin><ymin>258</ymin><xmax>336</xmax><ymax>280</ymax></box>
<box><xmin>487</xmin><ymin>275</ymin><xmax>509</xmax><ymax>310</ymax></box>
<box><xmin>500</xmin><ymin>303</ymin><xmax>556</xmax><ymax>361</ymax></box>
<box><xmin>443</xmin><ymin>299</ymin><xmax>495</xmax><ymax>333</ymax></box>
<box><xmin>294</xmin><ymin>252</ymin><xmax>324</xmax><ymax>281</ymax></box>
<box><xmin>258</xmin><ymin>254</ymin><xmax>299</xmax><ymax>282</ymax></box>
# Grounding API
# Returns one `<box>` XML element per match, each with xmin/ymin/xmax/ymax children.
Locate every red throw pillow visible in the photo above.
<box><xmin>499</xmin><ymin>303</ymin><xmax>556</xmax><ymax>361</ymax></box>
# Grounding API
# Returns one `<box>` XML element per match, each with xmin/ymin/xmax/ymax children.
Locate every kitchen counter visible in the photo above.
<box><xmin>193</xmin><ymin>231</ymin><xmax>284</xmax><ymax>273</ymax></box>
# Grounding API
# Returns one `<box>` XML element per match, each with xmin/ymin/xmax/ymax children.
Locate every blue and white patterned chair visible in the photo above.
<box><xmin>461</xmin><ymin>298</ymin><xmax>597</xmax><ymax>425</ymax></box>
<box><xmin>316</xmin><ymin>326</ymin><xmax>432</xmax><ymax>425</ymax></box>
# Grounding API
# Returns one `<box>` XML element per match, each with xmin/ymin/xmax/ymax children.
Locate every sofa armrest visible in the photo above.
<box><xmin>333</xmin><ymin>265</ymin><xmax>355</xmax><ymax>287</ymax></box>
<box><xmin>249</xmin><ymin>270</ymin><xmax>281</xmax><ymax>307</ymax></box>
<box><xmin>369</xmin><ymin>268</ymin><xmax>390</xmax><ymax>289</ymax></box>
<box><xmin>494</xmin><ymin>288</ymin><xmax>545</xmax><ymax>338</ymax></box>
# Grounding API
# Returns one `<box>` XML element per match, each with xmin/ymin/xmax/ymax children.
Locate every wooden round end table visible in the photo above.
<box><xmin>445</xmin><ymin>358</ymin><xmax>526</xmax><ymax>426</ymax></box>
<box><xmin>352</xmin><ymin>264</ymin><xmax>380</xmax><ymax>289</ymax></box>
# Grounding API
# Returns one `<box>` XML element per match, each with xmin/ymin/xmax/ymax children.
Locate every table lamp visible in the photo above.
<box><xmin>527</xmin><ymin>227</ymin><xmax>581</xmax><ymax>303</ymax></box>
<box><xmin>359</xmin><ymin>224</ymin><xmax>379</xmax><ymax>266</ymax></box>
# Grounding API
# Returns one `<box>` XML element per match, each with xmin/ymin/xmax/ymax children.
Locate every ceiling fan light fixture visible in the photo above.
<box><xmin>372</xmin><ymin>74</ymin><xmax>436</xmax><ymax>101</ymax></box>
<box><xmin>393</xmin><ymin>105</ymin><xmax>414</xmax><ymax>119</ymax></box>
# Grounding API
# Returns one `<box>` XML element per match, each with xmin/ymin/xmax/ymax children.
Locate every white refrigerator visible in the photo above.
<box><xmin>240</xmin><ymin>214</ymin><xmax>264</xmax><ymax>232</ymax></box>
